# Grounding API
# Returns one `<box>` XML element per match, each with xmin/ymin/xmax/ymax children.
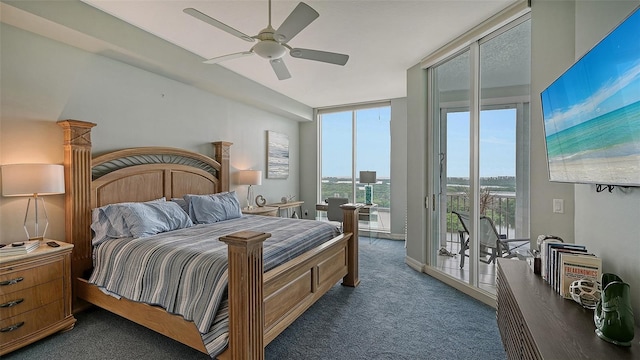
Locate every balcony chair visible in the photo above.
<box><xmin>451</xmin><ymin>210</ymin><xmax>529</xmax><ymax>268</ymax></box>
<box><xmin>326</xmin><ymin>197</ymin><xmax>349</xmax><ymax>232</ymax></box>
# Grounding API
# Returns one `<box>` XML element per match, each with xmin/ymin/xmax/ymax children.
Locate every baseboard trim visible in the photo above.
<box><xmin>404</xmin><ymin>256</ymin><xmax>423</xmax><ymax>272</ymax></box>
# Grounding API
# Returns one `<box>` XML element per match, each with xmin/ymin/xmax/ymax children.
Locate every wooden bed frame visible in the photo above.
<box><xmin>56</xmin><ymin>120</ymin><xmax>360</xmax><ymax>359</ymax></box>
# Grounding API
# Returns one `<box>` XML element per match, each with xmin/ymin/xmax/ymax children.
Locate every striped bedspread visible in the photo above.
<box><xmin>88</xmin><ymin>215</ymin><xmax>340</xmax><ymax>357</ymax></box>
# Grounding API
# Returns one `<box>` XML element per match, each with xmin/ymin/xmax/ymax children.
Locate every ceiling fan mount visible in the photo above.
<box><xmin>183</xmin><ymin>0</ymin><xmax>349</xmax><ymax>80</ymax></box>
<box><xmin>252</xmin><ymin>26</ymin><xmax>287</xmax><ymax>59</ymax></box>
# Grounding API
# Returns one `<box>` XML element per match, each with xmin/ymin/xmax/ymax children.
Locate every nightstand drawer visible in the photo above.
<box><xmin>0</xmin><ymin>260</ymin><xmax>63</xmax><ymax>296</ymax></box>
<box><xmin>0</xmin><ymin>279</ymin><xmax>63</xmax><ymax>319</ymax></box>
<box><xmin>0</xmin><ymin>299</ymin><xmax>64</xmax><ymax>344</ymax></box>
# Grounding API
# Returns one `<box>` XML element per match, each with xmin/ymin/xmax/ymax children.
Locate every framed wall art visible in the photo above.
<box><xmin>267</xmin><ymin>131</ymin><xmax>289</xmax><ymax>179</ymax></box>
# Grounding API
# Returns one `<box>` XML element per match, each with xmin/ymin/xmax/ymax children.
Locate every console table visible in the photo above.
<box><xmin>496</xmin><ymin>259</ymin><xmax>639</xmax><ymax>359</ymax></box>
<box><xmin>266</xmin><ymin>201</ymin><xmax>304</xmax><ymax>218</ymax></box>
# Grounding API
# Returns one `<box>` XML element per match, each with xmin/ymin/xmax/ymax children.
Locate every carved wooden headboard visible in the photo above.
<box><xmin>91</xmin><ymin>147</ymin><xmax>224</xmax><ymax>207</ymax></box>
<box><xmin>57</xmin><ymin>120</ymin><xmax>232</xmax><ymax>306</ymax></box>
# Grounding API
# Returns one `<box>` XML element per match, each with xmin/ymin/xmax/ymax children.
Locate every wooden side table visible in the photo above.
<box><xmin>0</xmin><ymin>240</ymin><xmax>76</xmax><ymax>355</ymax></box>
<box><xmin>242</xmin><ymin>206</ymin><xmax>278</xmax><ymax>217</ymax></box>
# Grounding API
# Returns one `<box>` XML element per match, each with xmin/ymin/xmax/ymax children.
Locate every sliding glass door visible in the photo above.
<box><xmin>430</xmin><ymin>17</ymin><xmax>531</xmax><ymax>294</ymax></box>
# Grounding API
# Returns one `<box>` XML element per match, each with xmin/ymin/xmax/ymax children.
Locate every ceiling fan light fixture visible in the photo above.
<box><xmin>253</xmin><ymin>40</ymin><xmax>287</xmax><ymax>59</ymax></box>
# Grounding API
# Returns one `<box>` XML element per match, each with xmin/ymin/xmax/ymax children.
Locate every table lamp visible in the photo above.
<box><xmin>237</xmin><ymin>170</ymin><xmax>262</xmax><ymax>209</ymax></box>
<box><xmin>359</xmin><ymin>171</ymin><xmax>376</xmax><ymax>205</ymax></box>
<box><xmin>1</xmin><ymin>164</ymin><xmax>65</xmax><ymax>240</ymax></box>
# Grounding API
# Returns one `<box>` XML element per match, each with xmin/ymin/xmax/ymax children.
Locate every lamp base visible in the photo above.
<box><xmin>246</xmin><ymin>185</ymin><xmax>254</xmax><ymax>210</ymax></box>
<box><xmin>23</xmin><ymin>197</ymin><xmax>50</xmax><ymax>241</ymax></box>
<box><xmin>364</xmin><ymin>185</ymin><xmax>373</xmax><ymax>205</ymax></box>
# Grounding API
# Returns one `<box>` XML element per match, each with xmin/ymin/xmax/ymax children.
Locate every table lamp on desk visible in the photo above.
<box><xmin>359</xmin><ymin>171</ymin><xmax>376</xmax><ymax>205</ymax></box>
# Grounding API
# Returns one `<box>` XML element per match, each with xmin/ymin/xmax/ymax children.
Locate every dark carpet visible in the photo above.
<box><xmin>3</xmin><ymin>238</ymin><xmax>506</xmax><ymax>360</ymax></box>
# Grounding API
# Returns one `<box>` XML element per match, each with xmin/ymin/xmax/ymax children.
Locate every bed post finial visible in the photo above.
<box><xmin>219</xmin><ymin>230</ymin><xmax>271</xmax><ymax>360</ymax></box>
<box><xmin>57</xmin><ymin>119</ymin><xmax>96</xmax><ymax>310</ymax></box>
<box><xmin>213</xmin><ymin>141</ymin><xmax>232</xmax><ymax>192</ymax></box>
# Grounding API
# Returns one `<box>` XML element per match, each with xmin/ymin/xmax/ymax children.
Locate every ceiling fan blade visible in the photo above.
<box><xmin>203</xmin><ymin>51</ymin><xmax>254</xmax><ymax>64</ymax></box>
<box><xmin>274</xmin><ymin>3</ymin><xmax>319</xmax><ymax>43</ymax></box>
<box><xmin>289</xmin><ymin>48</ymin><xmax>349</xmax><ymax>66</ymax></box>
<box><xmin>184</xmin><ymin>8</ymin><xmax>255</xmax><ymax>42</ymax></box>
<box><xmin>270</xmin><ymin>58</ymin><xmax>291</xmax><ymax>80</ymax></box>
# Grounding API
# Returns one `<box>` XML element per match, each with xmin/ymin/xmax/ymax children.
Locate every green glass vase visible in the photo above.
<box><xmin>594</xmin><ymin>273</ymin><xmax>635</xmax><ymax>347</ymax></box>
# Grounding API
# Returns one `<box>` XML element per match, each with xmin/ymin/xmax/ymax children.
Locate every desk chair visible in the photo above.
<box><xmin>326</xmin><ymin>197</ymin><xmax>349</xmax><ymax>232</ymax></box>
<box><xmin>452</xmin><ymin>211</ymin><xmax>529</xmax><ymax>268</ymax></box>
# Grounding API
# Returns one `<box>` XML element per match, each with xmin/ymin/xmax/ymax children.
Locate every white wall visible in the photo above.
<box><xmin>390</xmin><ymin>98</ymin><xmax>408</xmax><ymax>239</ymax></box>
<box><xmin>0</xmin><ymin>24</ymin><xmax>300</xmax><ymax>243</ymax></box>
<box><xmin>299</xmin><ymin>111</ymin><xmax>319</xmax><ymax>219</ymax></box>
<box><xmin>530</xmin><ymin>0</ymin><xmax>576</xmax><ymax>245</ymax></box>
<box><xmin>405</xmin><ymin>64</ymin><xmax>428</xmax><ymax>264</ymax></box>
<box><xmin>572</xmin><ymin>0</ymin><xmax>640</xmax><ymax>325</ymax></box>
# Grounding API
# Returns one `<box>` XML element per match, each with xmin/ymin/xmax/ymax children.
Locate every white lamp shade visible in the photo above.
<box><xmin>1</xmin><ymin>164</ymin><xmax>65</xmax><ymax>196</ymax></box>
<box><xmin>359</xmin><ymin>171</ymin><xmax>377</xmax><ymax>184</ymax></box>
<box><xmin>237</xmin><ymin>170</ymin><xmax>262</xmax><ymax>186</ymax></box>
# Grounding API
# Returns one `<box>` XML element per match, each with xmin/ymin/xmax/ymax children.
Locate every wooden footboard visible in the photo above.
<box><xmin>263</xmin><ymin>232</ymin><xmax>351</xmax><ymax>344</ymax></box>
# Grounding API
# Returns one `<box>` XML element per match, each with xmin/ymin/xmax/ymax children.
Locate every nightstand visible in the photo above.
<box><xmin>241</xmin><ymin>206</ymin><xmax>278</xmax><ymax>216</ymax></box>
<box><xmin>0</xmin><ymin>240</ymin><xmax>76</xmax><ymax>355</ymax></box>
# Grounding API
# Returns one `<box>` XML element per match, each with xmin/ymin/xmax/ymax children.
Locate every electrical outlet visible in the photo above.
<box><xmin>553</xmin><ymin>199</ymin><xmax>564</xmax><ymax>213</ymax></box>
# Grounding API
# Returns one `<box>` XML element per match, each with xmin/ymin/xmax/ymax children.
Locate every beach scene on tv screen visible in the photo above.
<box><xmin>541</xmin><ymin>8</ymin><xmax>640</xmax><ymax>185</ymax></box>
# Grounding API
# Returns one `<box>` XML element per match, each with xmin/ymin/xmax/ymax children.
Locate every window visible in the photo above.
<box><xmin>318</xmin><ymin>103</ymin><xmax>391</xmax><ymax>233</ymax></box>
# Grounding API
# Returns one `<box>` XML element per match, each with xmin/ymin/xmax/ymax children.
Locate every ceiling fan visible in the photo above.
<box><xmin>183</xmin><ymin>0</ymin><xmax>349</xmax><ymax>80</ymax></box>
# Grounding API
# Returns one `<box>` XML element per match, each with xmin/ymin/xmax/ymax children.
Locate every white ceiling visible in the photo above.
<box><xmin>80</xmin><ymin>0</ymin><xmax>517</xmax><ymax>109</ymax></box>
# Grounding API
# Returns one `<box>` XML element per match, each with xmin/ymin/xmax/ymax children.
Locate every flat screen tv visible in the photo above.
<box><xmin>540</xmin><ymin>6</ymin><xmax>640</xmax><ymax>187</ymax></box>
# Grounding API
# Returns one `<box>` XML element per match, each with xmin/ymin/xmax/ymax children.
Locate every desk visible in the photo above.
<box><xmin>358</xmin><ymin>204</ymin><xmax>378</xmax><ymax>222</ymax></box>
<box><xmin>317</xmin><ymin>203</ymin><xmax>377</xmax><ymax>220</ymax></box>
<box><xmin>315</xmin><ymin>203</ymin><xmax>328</xmax><ymax>212</ymax></box>
<box><xmin>316</xmin><ymin>203</ymin><xmax>378</xmax><ymax>227</ymax></box>
<box><xmin>266</xmin><ymin>201</ymin><xmax>304</xmax><ymax>218</ymax></box>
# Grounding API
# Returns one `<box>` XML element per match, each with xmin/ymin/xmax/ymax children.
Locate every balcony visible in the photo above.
<box><xmin>436</xmin><ymin>191</ymin><xmax>530</xmax><ymax>294</ymax></box>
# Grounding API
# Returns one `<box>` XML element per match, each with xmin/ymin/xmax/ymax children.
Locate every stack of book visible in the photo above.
<box><xmin>0</xmin><ymin>240</ymin><xmax>40</xmax><ymax>257</ymax></box>
<box><xmin>540</xmin><ymin>238</ymin><xmax>602</xmax><ymax>300</ymax></box>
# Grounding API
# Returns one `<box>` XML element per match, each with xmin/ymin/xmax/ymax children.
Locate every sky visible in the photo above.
<box><xmin>446</xmin><ymin>109</ymin><xmax>517</xmax><ymax>178</ymax></box>
<box><xmin>321</xmin><ymin>107</ymin><xmax>391</xmax><ymax>178</ymax></box>
<box><xmin>541</xmin><ymin>8</ymin><xmax>640</xmax><ymax>135</ymax></box>
<box><xmin>321</xmin><ymin>106</ymin><xmax>517</xmax><ymax>179</ymax></box>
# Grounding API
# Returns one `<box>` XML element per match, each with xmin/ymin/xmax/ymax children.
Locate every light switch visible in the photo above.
<box><xmin>553</xmin><ymin>198</ymin><xmax>564</xmax><ymax>213</ymax></box>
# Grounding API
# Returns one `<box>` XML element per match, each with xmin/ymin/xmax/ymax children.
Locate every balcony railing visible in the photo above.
<box><xmin>444</xmin><ymin>191</ymin><xmax>517</xmax><ymax>247</ymax></box>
